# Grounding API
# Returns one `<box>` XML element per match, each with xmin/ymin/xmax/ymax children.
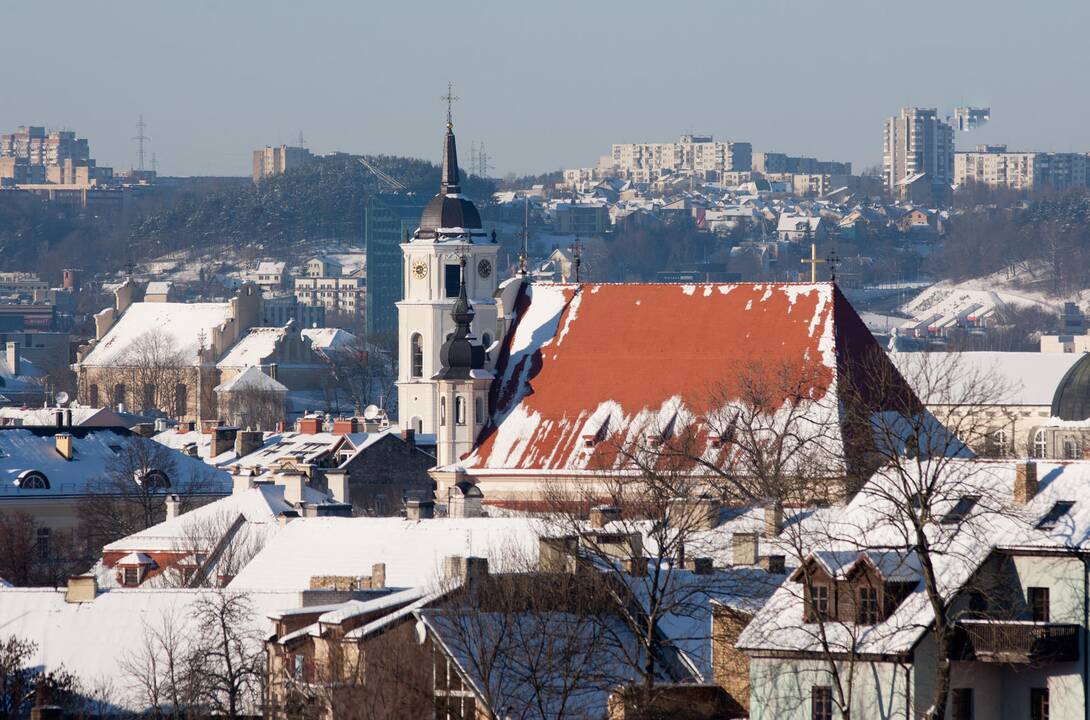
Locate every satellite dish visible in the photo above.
<box><xmin>363</xmin><ymin>405</ymin><xmax>380</xmax><ymax>421</ymax></box>
<box><xmin>55</xmin><ymin>391</ymin><xmax>70</xmax><ymax>406</ymax></box>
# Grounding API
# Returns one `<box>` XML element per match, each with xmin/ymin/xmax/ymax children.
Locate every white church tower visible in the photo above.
<box><xmin>396</xmin><ymin>111</ymin><xmax>499</xmax><ymax>436</ymax></box>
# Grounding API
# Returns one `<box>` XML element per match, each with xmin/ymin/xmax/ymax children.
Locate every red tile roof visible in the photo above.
<box><xmin>460</xmin><ymin>282</ymin><xmax>920</xmax><ymax>480</ymax></box>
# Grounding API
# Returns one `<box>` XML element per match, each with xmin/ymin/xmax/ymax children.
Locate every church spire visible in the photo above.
<box><xmin>440</xmin><ymin>82</ymin><xmax>461</xmax><ymax>194</ymax></box>
<box><xmin>437</xmin><ymin>255</ymin><xmax>485</xmax><ymax>379</ymax></box>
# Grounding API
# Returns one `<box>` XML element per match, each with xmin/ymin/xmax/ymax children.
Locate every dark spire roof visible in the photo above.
<box><xmin>436</xmin><ymin>257</ymin><xmax>485</xmax><ymax>380</ymax></box>
<box><xmin>1051</xmin><ymin>353</ymin><xmax>1090</xmax><ymax>421</ymax></box>
<box><xmin>415</xmin><ymin>121</ymin><xmax>482</xmax><ymax>241</ymax></box>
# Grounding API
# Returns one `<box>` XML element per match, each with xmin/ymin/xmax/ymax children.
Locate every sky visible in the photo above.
<box><xmin>4</xmin><ymin>0</ymin><xmax>1090</xmax><ymax>178</ymax></box>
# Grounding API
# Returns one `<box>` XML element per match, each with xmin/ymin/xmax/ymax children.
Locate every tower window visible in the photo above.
<box><xmin>455</xmin><ymin>397</ymin><xmax>466</xmax><ymax>426</ymax></box>
<box><xmin>440</xmin><ymin>397</ymin><xmax>447</xmax><ymax>427</ymax></box>
<box><xmin>445</xmin><ymin>264</ymin><xmax>461</xmax><ymax>298</ymax></box>
<box><xmin>410</xmin><ymin>334</ymin><xmax>423</xmax><ymax>379</ymax></box>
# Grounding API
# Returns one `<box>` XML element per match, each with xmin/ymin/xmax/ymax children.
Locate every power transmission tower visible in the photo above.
<box><xmin>133</xmin><ymin>115</ymin><xmax>150</xmax><ymax>171</ymax></box>
<box><xmin>151</xmin><ymin>153</ymin><xmax>158</xmax><ymax>174</ymax></box>
<box><xmin>297</xmin><ymin>131</ymin><xmax>307</xmax><ymax>148</ymax></box>
<box><xmin>476</xmin><ymin>141</ymin><xmax>491</xmax><ymax>177</ymax></box>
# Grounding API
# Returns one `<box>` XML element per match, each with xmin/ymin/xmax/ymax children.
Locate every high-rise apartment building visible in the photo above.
<box><xmin>955</xmin><ymin>145</ymin><xmax>1088</xmax><ymax>192</ymax></box>
<box><xmin>251</xmin><ymin>145</ymin><xmax>313</xmax><ymax>183</ymax></box>
<box><xmin>883</xmin><ymin>107</ymin><xmax>954</xmax><ymax>203</ymax></box>
<box><xmin>0</xmin><ymin>126</ymin><xmax>105</xmax><ymax>187</ymax></box>
<box><xmin>608</xmin><ymin>134</ymin><xmax>752</xmax><ymax>182</ymax></box>
<box><xmin>753</xmin><ymin>152</ymin><xmax>852</xmax><ymax>175</ymax></box>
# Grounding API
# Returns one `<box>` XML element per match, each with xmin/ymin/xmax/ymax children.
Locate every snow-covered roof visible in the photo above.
<box><xmin>738</xmin><ymin>458</ymin><xmax>1090</xmax><ymax>657</ymax></box>
<box><xmin>0</xmin><ymin>428</ymin><xmax>230</xmax><ymax>498</ymax></box>
<box><xmin>214</xmin><ymin>366</ymin><xmax>288</xmax><ymax>394</ymax></box>
<box><xmin>0</xmin><ymin>406</ymin><xmax>128</xmax><ymax>428</ymax></box>
<box><xmin>228</xmin><ymin>517</ymin><xmax>547</xmax><ymax>592</ymax></box>
<box><xmin>461</xmin><ymin>282</ymin><xmax>926</xmax><ymax>478</ymax></box>
<box><xmin>891</xmin><ymin>351</ymin><xmax>1083</xmax><ymax>407</ymax></box>
<box><xmin>301</xmin><ymin>327</ymin><xmax>357</xmax><ymax>351</ymax></box>
<box><xmin>0</xmin><ymin>587</ymin><xmax>305</xmax><ymax>712</ymax></box>
<box><xmin>255</xmin><ymin>261</ymin><xmax>286</xmax><ymax>275</ymax></box>
<box><xmin>81</xmin><ymin>301</ymin><xmax>233</xmax><ymax>367</ymax></box>
<box><xmin>216</xmin><ymin>326</ymin><xmax>288</xmax><ymax>368</ymax></box>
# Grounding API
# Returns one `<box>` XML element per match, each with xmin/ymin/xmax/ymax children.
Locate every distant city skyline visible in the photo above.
<box><xmin>3</xmin><ymin>0</ymin><xmax>1089</xmax><ymax>178</ymax></box>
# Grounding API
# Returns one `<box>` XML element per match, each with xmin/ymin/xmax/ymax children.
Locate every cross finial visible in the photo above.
<box><xmin>441</xmin><ymin>82</ymin><xmax>459</xmax><ymax>130</ymax></box>
<box><xmin>800</xmin><ymin>243</ymin><xmax>826</xmax><ymax>283</ymax></box>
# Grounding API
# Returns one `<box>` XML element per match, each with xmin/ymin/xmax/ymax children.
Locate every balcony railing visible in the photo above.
<box><xmin>956</xmin><ymin>621</ymin><xmax>1080</xmax><ymax>664</ymax></box>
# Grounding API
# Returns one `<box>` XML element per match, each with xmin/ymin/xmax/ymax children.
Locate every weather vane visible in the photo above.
<box><xmin>441</xmin><ymin>82</ymin><xmax>459</xmax><ymax>129</ymax></box>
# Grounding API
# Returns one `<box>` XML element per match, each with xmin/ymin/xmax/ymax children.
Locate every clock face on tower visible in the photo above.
<box><xmin>411</xmin><ymin>260</ymin><xmax>428</xmax><ymax>279</ymax></box>
<box><xmin>477</xmin><ymin>259</ymin><xmax>492</xmax><ymax>279</ymax></box>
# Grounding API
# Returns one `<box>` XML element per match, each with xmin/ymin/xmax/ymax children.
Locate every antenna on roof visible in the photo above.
<box><xmin>570</xmin><ymin>236</ymin><xmax>583</xmax><ymax>283</ymax></box>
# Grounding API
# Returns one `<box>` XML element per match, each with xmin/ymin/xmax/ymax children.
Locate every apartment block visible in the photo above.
<box><xmin>0</xmin><ymin>126</ymin><xmax>107</xmax><ymax>187</ymax></box>
<box><xmin>955</xmin><ymin>144</ymin><xmax>1088</xmax><ymax>192</ymax></box>
<box><xmin>753</xmin><ymin>152</ymin><xmax>851</xmax><ymax>176</ymax></box>
<box><xmin>883</xmin><ymin>107</ymin><xmax>954</xmax><ymax>202</ymax></box>
<box><xmin>609</xmin><ymin>134</ymin><xmax>752</xmax><ymax>182</ymax></box>
<box><xmin>252</xmin><ymin>144</ymin><xmax>313</xmax><ymax>182</ymax></box>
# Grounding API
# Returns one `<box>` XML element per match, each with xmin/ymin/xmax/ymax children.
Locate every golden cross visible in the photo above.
<box><xmin>800</xmin><ymin>242</ymin><xmax>825</xmax><ymax>283</ymax></box>
<box><xmin>441</xmin><ymin>82</ymin><xmax>459</xmax><ymax>129</ymax></box>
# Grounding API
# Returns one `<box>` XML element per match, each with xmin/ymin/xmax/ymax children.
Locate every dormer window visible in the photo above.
<box><xmin>857</xmin><ymin>586</ymin><xmax>880</xmax><ymax>624</ymax></box>
<box><xmin>1037</xmin><ymin>501</ymin><xmax>1075</xmax><ymax>530</ymax></box>
<box><xmin>811</xmin><ymin>584</ymin><xmax>830</xmax><ymax>620</ymax></box>
<box><xmin>16</xmin><ymin>471</ymin><xmax>50</xmax><ymax>490</ymax></box>
<box><xmin>941</xmin><ymin>495</ymin><xmax>980</xmax><ymax>524</ymax></box>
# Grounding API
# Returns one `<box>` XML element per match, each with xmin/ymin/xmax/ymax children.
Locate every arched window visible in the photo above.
<box><xmin>113</xmin><ymin>384</ymin><xmax>126</xmax><ymax>409</ymax></box>
<box><xmin>410</xmin><ymin>334</ymin><xmax>423</xmax><ymax>378</ymax></box>
<box><xmin>1063</xmin><ymin>437</ymin><xmax>1080</xmax><ymax>460</ymax></box>
<box><xmin>474</xmin><ymin>397</ymin><xmax>484</xmax><ymax>426</ymax></box>
<box><xmin>89</xmin><ymin>384</ymin><xmax>100</xmax><ymax>407</ymax></box>
<box><xmin>140</xmin><ymin>470</ymin><xmax>171</xmax><ymax>489</ymax></box>
<box><xmin>440</xmin><ymin>397</ymin><xmax>447</xmax><ymax>426</ymax></box>
<box><xmin>174</xmin><ymin>384</ymin><xmax>188</xmax><ymax>418</ymax></box>
<box><xmin>1033</xmin><ymin>429</ymin><xmax>1047</xmax><ymax>459</ymax></box>
<box><xmin>992</xmin><ymin>429</ymin><xmax>1009</xmax><ymax>457</ymax></box>
<box><xmin>17</xmin><ymin>471</ymin><xmax>50</xmax><ymax>490</ymax></box>
<box><xmin>482</xmin><ymin>333</ymin><xmax>492</xmax><ymax>361</ymax></box>
<box><xmin>455</xmin><ymin>397</ymin><xmax>466</xmax><ymax>426</ymax></box>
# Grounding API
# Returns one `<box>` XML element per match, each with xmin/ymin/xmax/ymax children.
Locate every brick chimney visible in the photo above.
<box><xmin>401</xmin><ymin>428</ymin><xmax>416</xmax><ymax>450</ymax></box>
<box><xmin>332</xmin><ymin>418</ymin><xmax>358</xmax><ymax>436</ymax></box>
<box><xmin>210</xmin><ymin>427</ymin><xmax>235</xmax><ymax>458</ymax></box>
<box><xmin>281</xmin><ymin>472</ymin><xmax>305</xmax><ymax>506</ymax></box>
<box><xmin>55</xmin><ymin>433</ymin><xmax>73</xmax><ymax>461</ymax></box>
<box><xmin>65</xmin><ymin>575</ymin><xmax>97</xmax><ymax>603</ymax></box>
<box><xmin>371</xmin><ymin>563</ymin><xmax>386</xmax><ymax>589</ymax></box>
<box><xmin>165</xmin><ymin>493</ymin><xmax>181</xmax><ymax>520</ymax></box>
<box><xmin>298</xmin><ymin>416</ymin><xmax>322</xmax><ymax>434</ymax></box>
<box><xmin>234</xmin><ymin>429</ymin><xmax>264</xmax><ymax>458</ymax></box>
<box><xmin>669</xmin><ymin>496</ymin><xmax>721</xmax><ymax>531</ymax></box>
<box><xmin>1014</xmin><ymin>461</ymin><xmax>1038</xmax><ymax>505</ymax></box>
<box><xmin>325</xmin><ymin>469</ymin><xmax>350</xmax><ymax>505</ymax></box>
<box><xmin>683</xmin><ymin>557</ymin><xmax>714</xmax><ymax>575</ymax></box>
<box><xmin>763</xmin><ymin>502</ymin><xmax>784</xmax><ymax>537</ymax></box>
<box><xmin>731</xmin><ymin>532</ymin><xmax>759</xmax><ymax>566</ymax></box>
<box><xmin>405</xmin><ymin>499</ymin><xmax>434</xmax><ymax>520</ymax></box>
<box><xmin>589</xmin><ymin>505</ymin><xmax>622</xmax><ymax>529</ymax></box>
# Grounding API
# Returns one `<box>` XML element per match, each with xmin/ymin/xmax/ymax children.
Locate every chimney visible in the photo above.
<box><xmin>233</xmin><ymin>475</ymin><xmax>254</xmax><ymax>495</ymax></box>
<box><xmin>266</xmin><ymin>363</ymin><xmax>278</xmax><ymax>381</ymax></box>
<box><xmin>275</xmin><ymin>420</ymin><xmax>286</xmax><ymax>433</ymax></box>
<box><xmin>5</xmin><ymin>341</ymin><xmax>19</xmax><ymax>376</ymax></box>
<box><xmin>234</xmin><ymin>429</ymin><xmax>264</xmax><ymax>458</ymax></box>
<box><xmin>371</xmin><ymin>563</ymin><xmax>386</xmax><ymax>589</ymax></box>
<box><xmin>153</xmin><ymin>417</ymin><xmax>169</xmax><ymax>433</ymax></box>
<box><xmin>401</xmin><ymin>428</ymin><xmax>416</xmax><ymax>450</ymax></box>
<box><xmin>64</xmin><ymin>408</ymin><xmax>72</xmax><ymax>428</ymax></box>
<box><xmin>298</xmin><ymin>417</ymin><xmax>322</xmax><ymax>434</ymax></box>
<box><xmin>54</xmin><ymin>409</ymin><xmax>64</xmax><ymax>427</ymax></box>
<box><xmin>281</xmin><ymin>473</ymin><xmax>305</xmax><ymax>506</ymax></box>
<box><xmin>405</xmin><ymin>499</ymin><xmax>434</xmax><ymax>520</ymax></box>
<box><xmin>332</xmin><ymin>418</ymin><xmax>359</xmax><ymax>436</ymax></box>
<box><xmin>538</xmin><ymin>536</ymin><xmax>580</xmax><ymax>573</ymax></box>
<box><xmin>763</xmin><ymin>502</ymin><xmax>784</xmax><ymax>537</ymax></box>
<box><xmin>210</xmin><ymin>427</ymin><xmax>235</xmax><ymax>458</ymax></box>
<box><xmin>442</xmin><ymin>555</ymin><xmax>488</xmax><ymax>590</ymax></box>
<box><xmin>731</xmin><ymin>532</ymin><xmax>760</xmax><ymax>566</ymax></box>
<box><xmin>325</xmin><ymin>469</ymin><xmax>350</xmax><ymax>505</ymax></box>
<box><xmin>623</xmin><ymin>557</ymin><xmax>648</xmax><ymax>576</ymax></box>
<box><xmin>669</xmin><ymin>495</ymin><xmax>721</xmax><ymax>531</ymax></box>
<box><xmin>65</xmin><ymin>575</ymin><xmax>97</xmax><ymax>603</ymax></box>
<box><xmin>55</xmin><ymin>433</ymin><xmax>73</xmax><ymax>461</ymax></box>
<box><xmin>1014</xmin><ymin>461</ymin><xmax>1038</xmax><ymax>505</ymax></box>
<box><xmin>164</xmin><ymin>493</ymin><xmax>181</xmax><ymax>520</ymax></box>
<box><xmin>589</xmin><ymin>504</ymin><xmax>622</xmax><ymax>529</ymax></box>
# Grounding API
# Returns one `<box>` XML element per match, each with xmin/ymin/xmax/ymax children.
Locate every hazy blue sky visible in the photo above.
<box><xmin>4</xmin><ymin>0</ymin><xmax>1089</xmax><ymax>177</ymax></box>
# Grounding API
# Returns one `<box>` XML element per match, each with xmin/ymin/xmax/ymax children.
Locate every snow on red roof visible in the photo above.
<box><xmin>462</xmin><ymin>281</ymin><xmax>909</xmax><ymax>477</ymax></box>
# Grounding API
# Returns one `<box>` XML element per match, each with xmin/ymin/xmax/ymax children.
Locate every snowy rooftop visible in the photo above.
<box><xmin>228</xmin><ymin>516</ymin><xmax>548</xmax><ymax>592</ymax></box>
<box><xmin>891</xmin><ymin>351</ymin><xmax>1083</xmax><ymax>407</ymax></box>
<box><xmin>214</xmin><ymin>366</ymin><xmax>289</xmax><ymax>394</ymax></box>
<box><xmin>81</xmin><ymin>301</ymin><xmax>233</xmax><ymax>367</ymax></box>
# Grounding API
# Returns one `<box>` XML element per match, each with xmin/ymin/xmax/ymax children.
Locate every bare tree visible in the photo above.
<box><xmin>79</xmin><ymin>436</ymin><xmax>216</xmax><ymax>548</ymax></box>
<box><xmin>98</xmin><ymin>328</ymin><xmax>190</xmax><ymax>416</ymax></box>
<box><xmin>321</xmin><ymin>335</ymin><xmax>395</xmax><ymax>415</ymax></box>
<box><xmin>0</xmin><ymin>635</ymin><xmax>78</xmax><ymax>717</ymax></box>
<box><xmin>217</xmin><ymin>384</ymin><xmax>285</xmax><ymax>431</ymax></box>
<box><xmin>190</xmin><ymin>589</ymin><xmax>264</xmax><ymax>719</ymax></box>
<box><xmin>156</xmin><ymin>510</ymin><xmax>263</xmax><ymax>589</ymax></box>
<box><xmin>123</xmin><ymin>606</ymin><xmax>203</xmax><ymax>718</ymax></box>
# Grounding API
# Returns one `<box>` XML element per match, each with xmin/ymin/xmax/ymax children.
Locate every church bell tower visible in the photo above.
<box><xmin>396</xmin><ymin>102</ymin><xmax>499</xmax><ymax>436</ymax></box>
